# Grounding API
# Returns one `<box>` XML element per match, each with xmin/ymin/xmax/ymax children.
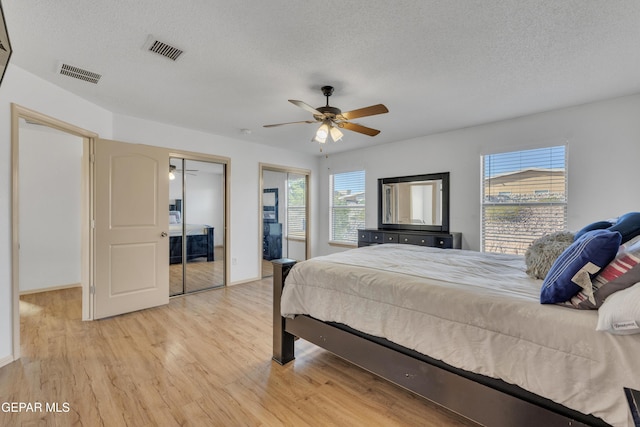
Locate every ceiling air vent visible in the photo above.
<box><xmin>57</xmin><ymin>63</ymin><xmax>101</xmax><ymax>84</ymax></box>
<box><xmin>145</xmin><ymin>37</ymin><xmax>184</xmax><ymax>61</ymax></box>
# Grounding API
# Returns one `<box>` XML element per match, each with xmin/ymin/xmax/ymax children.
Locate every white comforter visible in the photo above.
<box><xmin>281</xmin><ymin>244</ymin><xmax>640</xmax><ymax>427</ymax></box>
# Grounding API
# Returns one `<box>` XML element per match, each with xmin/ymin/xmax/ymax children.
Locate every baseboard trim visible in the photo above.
<box><xmin>229</xmin><ymin>276</ymin><xmax>261</xmax><ymax>286</ymax></box>
<box><xmin>0</xmin><ymin>354</ymin><xmax>14</xmax><ymax>368</ymax></box>
<box><xmin>20</xmin><ymin>283</ymin><xmax>81</xmax><ymax>296</ymax></box>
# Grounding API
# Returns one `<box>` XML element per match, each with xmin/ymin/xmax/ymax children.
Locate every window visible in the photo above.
<box><xmin>481</xmin><ymin>145</ymin><xmax>567</xmax><ymax>254</ymax></box>
<box><xmin>330</xmin><ymin>170</ymin><xmax>365</xmax><ymax>244</ymax></box>
<box><xmin>286</xmin><ymin>173</ymin><xmax>306</xmax><ymax>239</ymax></box>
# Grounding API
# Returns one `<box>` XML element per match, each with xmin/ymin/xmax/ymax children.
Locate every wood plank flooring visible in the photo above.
<box><xmin>170</xmin><ymin>259</ymin><xmax>225</xmax><ymax>295</ymax></box>
<box><xmin>1</xmin><ymin>281</ymin><xmax>478</xmax><ymax>427</ymax></box>
<box><xmin>170</xmin><ymin>246</ymin><xmax>226</xmax><ymax>295</ymax></box>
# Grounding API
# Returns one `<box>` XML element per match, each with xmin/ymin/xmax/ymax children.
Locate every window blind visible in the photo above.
<box><xmin>286</xmin><ymin>173</ymin><xmax>306</xmax><ymax>239</ymax></box>
<box><xmin>482</xmin><ymin>146</ymin><xmax>567</xmax><ymax>254</ymax></box>
<box><xmin>330</xmin><ymin>170</ymin><xmax>365</xmax><ymax>244</ymax></box>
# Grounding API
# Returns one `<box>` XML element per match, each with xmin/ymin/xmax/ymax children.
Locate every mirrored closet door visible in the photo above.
<box><xmin>261</xmin><ymin>167</ymin><xmax>309</xmax><ymax>278</ymax></box>
<box><xmin>169</xmin><ymin>157</ymin><xmax>226</xmax><ymax>296</ymax></box>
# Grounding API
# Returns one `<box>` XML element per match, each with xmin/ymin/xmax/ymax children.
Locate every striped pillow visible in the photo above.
<box><xmin>565</xmin><ymin>240</ymin><xmax>640</xmax><ymax>309</ymax></box>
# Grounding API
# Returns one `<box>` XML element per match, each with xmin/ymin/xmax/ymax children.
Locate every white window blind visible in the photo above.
<box><xmin>482</xmin><ymin>146</ymin><xmax>567</xmax><ymax>254</ymax></box>
<box><xmin>286</xmin><ymin>173</ymin><xmax>306</xmax><ymax>239</ymax></box>
<box><xmin>330</xmin><ymin>170</ymin><xmax>365</xmax><ymax>244</ymax></box>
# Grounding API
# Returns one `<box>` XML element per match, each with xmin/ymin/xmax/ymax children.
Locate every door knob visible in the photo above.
<box><xmin>161</xmin><ymin>232</ymin><xmax>168</xmax><ymax>237</ymax></box>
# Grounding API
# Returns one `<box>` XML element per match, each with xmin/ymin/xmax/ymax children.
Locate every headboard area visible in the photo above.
<box><xmin>169</xmin><ymin>199</ymin><xmax>182</xmax><ymax>212</ymax></box>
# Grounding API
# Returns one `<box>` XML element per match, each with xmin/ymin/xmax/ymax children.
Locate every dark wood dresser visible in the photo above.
<box><xmin>358</xmin><ymin>229</ymin><xmax>461</xmax><ymax>249</ymax></box>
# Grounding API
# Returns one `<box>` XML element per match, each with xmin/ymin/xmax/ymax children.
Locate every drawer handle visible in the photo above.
<box><xmin>374</xmin><ymin>236</ymin><xmax>378</xmax><ymax>239</ymax></box>
<box><xmin>439</xmin><ymin>240</ymin><xmax>444</xmax><ymax>245</ymax></box>
<box><xmin>388</xmin><ymin>237</ymin><xmax>393</xmax><ymax>241</ymax></box>
<box><xmin>404</xmin><ymin>238</ymin><xmax>408</xmax><ymax>242</ymax></box>
<box><xmin>421</xmin><ymin>239</ymin><xmax>425</xmax><ymax>243</ymax></box>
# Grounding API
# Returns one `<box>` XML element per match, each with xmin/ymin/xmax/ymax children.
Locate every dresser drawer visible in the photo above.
<box><xmin>433</xmin><ymin>236</ymin><xmax>453</xmax><ymax>249</ymax></box>
<box><xmin>382</xmin><ymin>232</ymin><xmax>399</xmax><ymax>243</ymax></box>
<box><xmin>369</xmin><ymin>231</ymin><xmax>383</xmax><ymax>243</ymax></box>
<box><xmin>399</xmin><ymin>233</ymin><xmax>433</xmax><ymax>246</ymax></box>
<box><xmin>358</xmin><ymin>230</ymin><xmax>371</xmax><ymax>243</ymax></box>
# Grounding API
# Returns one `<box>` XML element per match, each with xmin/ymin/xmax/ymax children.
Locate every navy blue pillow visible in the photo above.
<box><xmin>574</xmin><ymin>220</ymin><xmax>614</xmax><ymax>240</ymax></box>
<box><xmin>540</xmin><ymin>229</ymin><xmax>622</xmax><ymax>304</ymax></box>
<box><xmin>608</xmin><ymin>212</ymin><xmax>640</xmax><ymax>244</ymax></box>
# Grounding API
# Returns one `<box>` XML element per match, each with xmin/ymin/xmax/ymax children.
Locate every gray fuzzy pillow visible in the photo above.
<box><xmin>525</xmin><ymin>231</ymin><xmax>575</xmax><ymax>279</ymax></box>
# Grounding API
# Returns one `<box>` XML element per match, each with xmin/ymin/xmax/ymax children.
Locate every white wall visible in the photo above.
<box><xmin>19</xmin><ymin>125</ymin><xmax>83</xmax><ymax>292</ymax></box>
<box><xmin>170</xmin><ymin>166</ymin><xmax>225</xmax><ymax>247</ymax></box>
<box><xmin>183</xmin><ymin>172</ymin><xmax>224</xmax><ymax>237</ymax></box>
<box><xmin>318</xmin><ymin>93</ymin><xmax>640</xmax><ymax>255</ymax></box>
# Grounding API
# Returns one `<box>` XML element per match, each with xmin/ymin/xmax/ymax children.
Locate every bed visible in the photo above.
<box><xmin>272</xmin><ymin>244</ymin><xmax>640</xmax><ymax>427</ymax></box>
<box><xmin>168</xmin><ymin>209</ymin><xmax>214</xmax><ymax>264</ymax></box>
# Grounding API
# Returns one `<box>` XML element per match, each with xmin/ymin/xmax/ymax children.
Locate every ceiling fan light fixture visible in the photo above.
<box><xmin>314</xmin><ymin>122</ymin><xmax>330</xmax><ymax>143</ymax></box>
<box><xmin>169</xmin><ymin>165</ymin><xmax>176</xmax><ymax>180</ymax></box>
<box><xmin>330</xmin><ymin>126</ymin><xmax>343</xmax><ymax>142</ymax></box>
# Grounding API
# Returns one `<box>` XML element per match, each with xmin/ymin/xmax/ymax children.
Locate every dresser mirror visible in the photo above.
<box><xmin>378</xmin><ymin>172</ymin><xmax>450</xmax><ymax>232</ymax></box>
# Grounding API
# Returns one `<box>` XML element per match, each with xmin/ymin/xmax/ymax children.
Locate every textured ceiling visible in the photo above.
<box><xmin>4</xmin><ymin>1</ymin><xmax>640</xmax><ymax>156</ymax></box>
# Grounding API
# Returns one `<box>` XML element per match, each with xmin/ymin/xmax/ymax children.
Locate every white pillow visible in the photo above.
<box><xmin>169</xmin><ymin>214</ymin><xmax>178</xmax><ymax>224</ymax></box>
<box><xmin>169</xmin><ymin>210</ymin><xmax>181</xmax><ymax>223</ymax></box>
<box><xmin>596</xmin><ymin>282</ymin><xmax>640</xmax><ymax>335</ymax></box>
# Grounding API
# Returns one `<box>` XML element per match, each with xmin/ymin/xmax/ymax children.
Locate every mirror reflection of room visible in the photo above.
<box><xmin>261</xmin><ymin>170</ymin><xmax>308</xmax><ymax>278</ymax></box>
<box><xmin>382</xmin><ymin>179</ymin><xmax>443</xmax><ymax>226</ymax></box>
<box><xmin>169</xmin><ymin>158</ymin><xmax>225</xmax><ymax>296</ymax></box>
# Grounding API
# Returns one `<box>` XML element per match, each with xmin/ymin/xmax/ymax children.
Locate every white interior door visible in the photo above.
<box><xmin>94</xmin><ymin>138</ymin><xmax>169</xmax><ymax>319</ymax></box>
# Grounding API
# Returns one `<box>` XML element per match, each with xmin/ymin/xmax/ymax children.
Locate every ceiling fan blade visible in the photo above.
<box><xmin>263</xmin><ymin>120</ymin><xmax>317</xmax><ymax>128</ymax></box>
<box><xmin>289</xmin><ymin>100</ymin><xmax>323</xmax><ymax>116</ymax></box>
<box><xmin>340</xmin><ymin>104</ymin><xmax>388</xmax><ymax>120</ymax></box>
<box><xmin>340</xmin><ymin>122</ymin><xmax>381</xmax><ymax>137</ymax></box>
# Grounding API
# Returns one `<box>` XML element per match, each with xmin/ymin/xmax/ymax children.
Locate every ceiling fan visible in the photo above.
<box><xmin>169</xmin><ymin>164</ymin><xmax>198</xmax><ymax>180</ymax></box>
<box><xmin>264</xmin><ymin>86</ymin><xmax>388</xmax><ymax>144</ymax></box>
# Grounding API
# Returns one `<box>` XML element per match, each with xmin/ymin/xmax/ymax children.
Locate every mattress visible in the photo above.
<box><xmin>169</xmin><ymin>223</ymin><xmax>211</xmax><ymax>237</ymax></box>
<box><xmin>281</xmin><ymin>244</ymin><xmax>640</xmax><ymax>427</ymax></box>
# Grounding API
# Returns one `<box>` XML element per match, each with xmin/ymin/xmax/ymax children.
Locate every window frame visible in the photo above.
<box><xmin>329</xmin><ymin>170</ymin><xmax>366</xmax><ymax>246</ymax></box>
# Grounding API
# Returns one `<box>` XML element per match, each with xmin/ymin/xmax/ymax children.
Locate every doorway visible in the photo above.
<box><xmin>260</xmin><ymin>164</ymin><xmax>310</xmax><ymax>278</ymax></box>
<box><xmin>169</xmin><ymin>156</ymin><xmax>228</xmax><ymax>295</ymax></box>
<box><xmin>11</xmin><ymin>104</ymin><xmax>96</xmax><ymax>360</ymax></box>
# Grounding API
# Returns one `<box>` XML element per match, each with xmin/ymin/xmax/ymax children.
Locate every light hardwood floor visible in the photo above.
<box><xmin>1</xmin><ymin>281</ymin><xmax>478</xmax><ymax>427</ymax></box>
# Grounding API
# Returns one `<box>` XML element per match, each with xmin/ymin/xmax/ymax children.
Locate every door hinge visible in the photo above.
<box><xmin>90</xmin><ymin>285</ymin><xmax>96</xmax><ymax>295</ymax></box>
<box><xmin>90</xmin><ymin>153</ymin><xmax>95</xmax><ymax>163</ymax></box>
<box><xmin>91</xmin><ymin>219</ymin><xmax>95</xmax><ymax>229</ymax></box>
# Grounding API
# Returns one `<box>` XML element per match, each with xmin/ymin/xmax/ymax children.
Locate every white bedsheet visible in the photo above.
<box><xmin>281</xmin><ymin>244</ymin><xmax>640</xmax><ymax>426</ymax></box>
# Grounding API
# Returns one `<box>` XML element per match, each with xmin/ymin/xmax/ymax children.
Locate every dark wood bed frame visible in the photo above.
<box><xmin>169</xmin><ymin>226</ymin><xmax>214</xmax><ymax>264</ymax></box>
<box><xmin>272</xmin><ymin>259</ymin><xmax>611</xmax><ymax>427</ymax></box>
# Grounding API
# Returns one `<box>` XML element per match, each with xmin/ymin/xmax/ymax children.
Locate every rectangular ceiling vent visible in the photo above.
<box><xmin>57</xmin><ymin>63</ymin><xmax>101</xmax><ymax>84</ymax></box>
<box><xmin>146</xmin><ymin>38</ymin><xmax>184</xmax><ymax>61</ymax></box>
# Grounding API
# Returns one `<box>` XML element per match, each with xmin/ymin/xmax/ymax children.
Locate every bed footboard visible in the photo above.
<box><xmin>272</xmin><ymin>258</ymin><xmax>297</xmax><ymax>365</ymax></box>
